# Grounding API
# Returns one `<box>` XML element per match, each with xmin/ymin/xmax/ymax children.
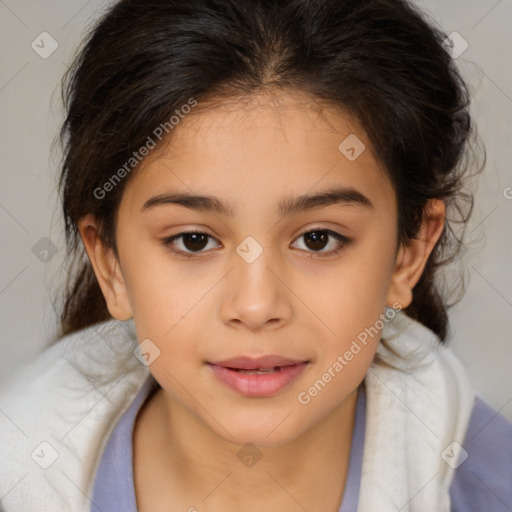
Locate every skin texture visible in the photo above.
<box><xmin>79</xmin><ymin>89</ymin><xmax>446</xmax><ymax>511</ymax></box>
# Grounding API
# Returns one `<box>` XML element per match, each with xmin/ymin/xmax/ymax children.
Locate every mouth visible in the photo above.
<box><xmin>206</xmin><ymin>355</ymin><xmax>310</xmax><ymax>397</ymax></box>
<box><xmin>208</xmin><ymin>354</ymin><xmax>309</xmax><ymax>370</ymax></box>
<box><xmin>225</xmin><ymin>366</ymin><xmax>290</xmax><ymax>374</ymax></box>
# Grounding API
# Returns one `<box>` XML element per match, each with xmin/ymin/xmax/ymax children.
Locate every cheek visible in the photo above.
<box><xmin>303</xmin><ymin>231</ymin><xmax>396</xmax><ymax>376</ymax></box>
<box><xmin>120</xmin><ymin>239</ymin><xmax>208</xmax><ymax>330</ymax></box>
<box><xmin>123</xmin><ymin>253</ymin><xmax>218</xmax><ymax>385</ymax></box>
<box><xmin>311</xmin><ymin>237</ymin><xmax>395</xmax><ymax>327</ymax></box>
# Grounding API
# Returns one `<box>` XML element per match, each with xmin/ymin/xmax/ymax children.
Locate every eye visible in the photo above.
<box><xmin>161</xmin><ymin>231</ymin><xmax>220</xmax><ymax>258</ymax></box>
<box><xmin>291</xmin><ymin>228</ymin><xmax>351</xmax><ymax>257</ymax></box>
<box><xmin>161</xmin><ymin>228</ymin><xmax>351</xmax><ymax>259</ymax></box>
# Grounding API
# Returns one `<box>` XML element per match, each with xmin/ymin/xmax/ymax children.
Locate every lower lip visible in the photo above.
<box><xmin>207</xmin><ymin>362</ymin><xmax>309</xmax><ymax>397</ymax></box>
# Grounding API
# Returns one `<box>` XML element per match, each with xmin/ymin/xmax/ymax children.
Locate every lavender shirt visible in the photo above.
<box><xmin>90</xmin><ymin>376</ymin><xmax>512</xmax><ymax>511</ymax></box>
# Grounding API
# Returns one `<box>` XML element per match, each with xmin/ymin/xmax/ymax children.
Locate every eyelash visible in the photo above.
<box><xmin>161</xmin><ymin>228</ymin><xmax>351</xmax><ymax>259</ymax></box>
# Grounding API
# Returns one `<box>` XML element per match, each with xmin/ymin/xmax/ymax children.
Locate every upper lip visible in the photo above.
<box><xmin>208</xmin><ymin>355</ymin><xmax>308</xmax><ymax>370</ymax></box>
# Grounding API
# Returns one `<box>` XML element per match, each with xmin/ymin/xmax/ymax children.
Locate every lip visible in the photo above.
<box><xmin>208</xmin><ymin>354</ymin><xmax>308</xmax><ymax>370</ymax></box>
<box><xmin>207</xmin><ymin>355</ymin><xmax>310</xmax><ymax>397</ymax></box>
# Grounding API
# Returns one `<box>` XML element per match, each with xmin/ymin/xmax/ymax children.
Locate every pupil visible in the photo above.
<box><xmin>184</xmin><ymin>233</ymin><xmax>208</xmax><ymax>251</ymax></box>
<box><xmin>305</xmin><ymin>231</ymin><xmax>327</xmax><ymax>251</ymax></box>
<box><xmin>181</xmin><ymin>232</ymin><xmax>328</xmax><ymax>253</ymax></box>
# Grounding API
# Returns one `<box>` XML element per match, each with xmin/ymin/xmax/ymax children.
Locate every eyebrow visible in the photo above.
<box><xmin>141</xmin><ymin>186</ymin><xmax>374</xmax><ymax>217</ymax></box>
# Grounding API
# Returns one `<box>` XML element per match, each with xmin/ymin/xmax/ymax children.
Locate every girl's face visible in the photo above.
<box><xmin>82</xmin><ymin>89</ymin><xmax>440</xmax><ymax>447</ymax></box>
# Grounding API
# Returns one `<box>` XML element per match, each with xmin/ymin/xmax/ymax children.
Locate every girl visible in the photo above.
<box><xmin>0</xmin><ymin>0</ymin><xmax>511</xmax><ymax>511</ymax></box>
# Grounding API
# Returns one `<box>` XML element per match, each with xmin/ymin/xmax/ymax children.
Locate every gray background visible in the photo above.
<box><xmin>0</xmin><ymin>0</ymin><xmax>511</xmax><ymax>421</ymax></box>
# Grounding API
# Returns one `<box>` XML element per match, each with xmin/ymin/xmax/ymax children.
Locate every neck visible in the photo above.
<box><xmin>134</xmin><ymin>383</ymin><xmax>360</xmax><ymax>511</ymax></box>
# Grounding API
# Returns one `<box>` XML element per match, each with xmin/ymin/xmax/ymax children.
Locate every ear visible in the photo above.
<box><xmin>78</xmin><ymin>214</ymin><xmax>133</xmax><ymax>320</ymax></box>
<box><xmin>386</xmin><ymin>199</ymin><xmax>446</xmax><ymax>309</ymax></box>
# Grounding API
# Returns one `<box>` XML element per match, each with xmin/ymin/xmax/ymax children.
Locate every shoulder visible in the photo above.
<box><xmin>450</xmin><ymin>394</ymin><xmax>512</xmax><ymax>512</ymax></box>
<box><xmin>0</xmin><ymin>318</ymin><xmax>140</xmax><ymax>409</ymax></box>
<box><xmin>0</xmin><ymin>319</ymin><xmax>150</xmax><ymax>512</ymax></box>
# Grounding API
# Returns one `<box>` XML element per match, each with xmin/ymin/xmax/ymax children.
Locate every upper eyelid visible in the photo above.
<box><xmin>167</xmin><ymin>226</ymin><xmax>347</xmax><ymax>241</ymax></box>
<box><xmin>164</xmin><ymin>227</ymin><xmax>349</xmax><ymax>252</ymax></box>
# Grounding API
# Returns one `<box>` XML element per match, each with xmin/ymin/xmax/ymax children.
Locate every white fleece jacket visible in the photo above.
<box><xmin>0</xmin><ymin>309</ymin><xmax>475</xmax><ymax>512</ymax></box>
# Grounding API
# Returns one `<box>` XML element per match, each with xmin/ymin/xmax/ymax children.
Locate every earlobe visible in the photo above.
<box><xmin>78</xmin><ymin>214</ymin><xmax>133</xmax><ymax>320</ymax></box>
<box><xmin>386</xmin><ymin>199</ymin><xmax>446</xmax><ymax>309</ymax></box>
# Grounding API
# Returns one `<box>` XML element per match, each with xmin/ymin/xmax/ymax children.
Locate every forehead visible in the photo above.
<box><xmin>119</xmin><ymin>89</ymin><xmax>395</xmax><ymax>217</ymax></box>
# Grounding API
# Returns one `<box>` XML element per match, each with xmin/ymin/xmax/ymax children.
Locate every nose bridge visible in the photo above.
<box><xmin>234</xmin><ymin>233</ymin><xmax>280</xmax><ymax>300</ymax></box>
<box><xmin>220</xmin><ymin>233</ymin><xmax>291</xmax><ymax>330</ymax></box>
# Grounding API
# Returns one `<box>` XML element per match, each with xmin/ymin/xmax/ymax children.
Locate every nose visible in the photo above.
<box><xmin>219</xmin><ymin>243</ymin><xmax>293</xmax><ymax>333</ymax></box>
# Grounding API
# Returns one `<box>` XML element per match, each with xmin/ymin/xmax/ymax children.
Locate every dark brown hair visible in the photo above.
<box><xmin>55</xmin><ymin>0</ymin><xmax>484</xmax><ymax>345</ymax></box>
